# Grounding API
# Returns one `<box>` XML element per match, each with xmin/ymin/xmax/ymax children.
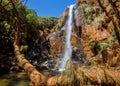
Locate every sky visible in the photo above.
<box><xmin>26</xmin><ymin>0</ymin><xmax>76</xmax><ymax>17</ymax></box>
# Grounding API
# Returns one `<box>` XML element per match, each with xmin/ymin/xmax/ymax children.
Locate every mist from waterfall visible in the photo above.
<box><xmin>58</xmin><ymin>4</ymin><xmax>74</xmax><ymax>72</ymax></box>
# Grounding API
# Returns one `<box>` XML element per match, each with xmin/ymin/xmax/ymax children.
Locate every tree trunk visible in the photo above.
<box><xmin>10</xmin><ymin>0</ymin><xmax>46</xmax><ymax>85</ymax></box>
<box><xmin>47</xmin><ymin>66</ymin><xmax>120</xmax><ymax>86</ymax></box>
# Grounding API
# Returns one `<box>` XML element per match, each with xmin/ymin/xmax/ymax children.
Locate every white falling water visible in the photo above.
<box><xmin>59</xmin><ymin>4</ymin><xmax>74</xmax><ymax>72</ymax></box>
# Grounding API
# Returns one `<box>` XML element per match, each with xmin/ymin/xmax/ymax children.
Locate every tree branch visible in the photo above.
<box><xmin>9</xmin><ymin>0</ymin><xmax>47</xmax><ymax>85</ymax></box>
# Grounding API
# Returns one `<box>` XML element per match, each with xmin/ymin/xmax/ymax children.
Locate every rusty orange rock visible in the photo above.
<box><xmin>86</xmin><ymin>25</ymin><xmax>111</xmax><ymax>41</ymax></box>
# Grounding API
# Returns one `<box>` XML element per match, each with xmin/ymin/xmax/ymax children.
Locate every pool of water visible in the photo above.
<box><xmin>0</xmin><ymin>72</ymin><xmax>30</xmax><ymax>86</ymax></box>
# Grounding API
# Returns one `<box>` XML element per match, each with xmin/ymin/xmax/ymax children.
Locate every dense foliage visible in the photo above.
<box><xmin>0</xmin><ymin>0</ymin><xmax>58</xmax><ymax>48</ymax></box>
<box><xmin>0</xmin><ymin>0</ymin><xmax>58</xmax><ymax>74</ymax></box>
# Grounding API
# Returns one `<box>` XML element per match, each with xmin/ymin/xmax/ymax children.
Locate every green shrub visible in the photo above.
<box><xmin>79</xmin><ymin>3</ymin><xmax>103</xmax><ymax>28</ymax></box>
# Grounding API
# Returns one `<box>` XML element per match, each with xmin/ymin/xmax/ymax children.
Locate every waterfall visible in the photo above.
<box><xmin>58</xmin><ymin>4</ymin><xmax>74</xmax><ymax>71</ymax></box>
<box><xmin>26</xmin><ymin>38</ymin><xmax>39</xmax><ymax>59</ymax></box>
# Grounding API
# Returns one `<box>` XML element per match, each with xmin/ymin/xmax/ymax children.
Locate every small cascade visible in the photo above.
<box><xmin>26</xmin><ymin>38</ymin><xmax>39</xmax><ymax>59</ymax></box>
<box><xmin>58</xmin><ymin>4</ymin><xmax>74</xmax><ymax>71</ymax></box>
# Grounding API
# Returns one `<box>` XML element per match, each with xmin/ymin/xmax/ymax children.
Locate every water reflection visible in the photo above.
<box><xmin>0</xmin><ymin>72</ymin><xmax>29</xmax><ymax>86</ymax></box>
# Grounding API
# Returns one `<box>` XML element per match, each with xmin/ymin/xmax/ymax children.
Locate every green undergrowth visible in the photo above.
<box><xmin>89</xmin><ymin>29</ymin><xmax>117</xmax><ymax>56</ymax></box>
<box><xmin>79</xmin><ymin>3</ymin><xmax>103</xmax><ymax>28</ymax></box>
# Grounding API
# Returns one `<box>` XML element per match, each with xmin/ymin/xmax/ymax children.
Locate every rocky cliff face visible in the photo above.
<box><xmin>48</xmin><ymin>0</ymin><xmax>119</xmax><ymax>64</ymax></box>
<box><xmin>27</xmin><ymin>0</ymin><xmax>120</xmax><ymax>71</ymax></box>
<box><xmin>20</xmin><ymin>1</ymin><xmax>120</xmax><ymax>85</ymax></box>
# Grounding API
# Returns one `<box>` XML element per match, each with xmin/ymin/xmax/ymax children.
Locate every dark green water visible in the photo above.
<box><xmin>0</xmin><ymin>72</ymin><xmax>30</xmax><ymax>86</ymax></box>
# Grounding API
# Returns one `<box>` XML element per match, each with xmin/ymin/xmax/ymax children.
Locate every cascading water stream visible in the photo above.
<box><xmin>26</xmin><ymin>38</ymin><xmax>39</xmax><ymax>59</ymax></box>
<box><xmin>58</xmin><ymin>4</ymin><xmax>74</xmax><ymax>72</ymax></box>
